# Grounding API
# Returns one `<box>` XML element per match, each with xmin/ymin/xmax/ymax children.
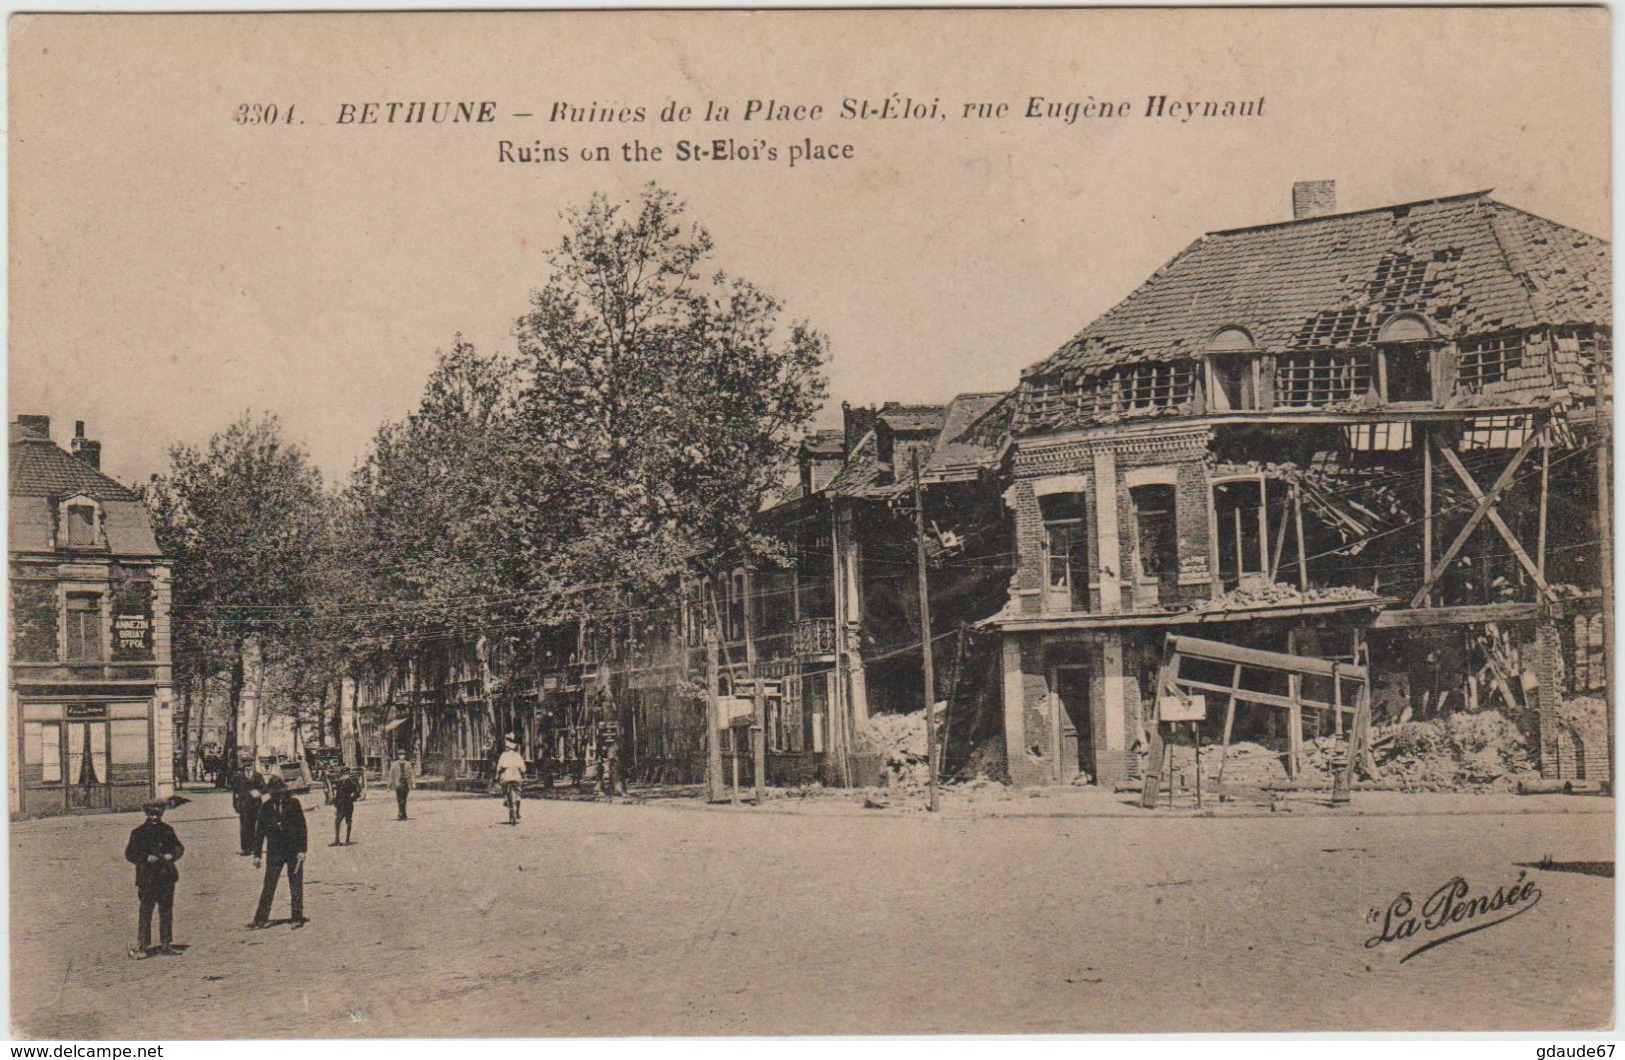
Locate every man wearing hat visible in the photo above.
<box><xmin>495</xmin><ymin>736</ymin><xmax>527</xmax><ymax>823</ymax></box>
<box><xmin>385</xmin><ymin>749</ymin><xmax>415</xmax><ymax>821</ymax></box>
<box><xmin>248</xmin><ymin>776</ymin><xmax>308</xmax><ymax>929</ymax></box>
<box><xmin>124</xmin><ymin>799</ymin><xmax>184</xmax><ymax>958</ymax></box>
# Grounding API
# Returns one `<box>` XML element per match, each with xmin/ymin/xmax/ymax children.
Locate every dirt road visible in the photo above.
<box><xmin>11</xmin><ymin>788</ymin><xmax>1612</xmax><ymax>1037</ymax></box>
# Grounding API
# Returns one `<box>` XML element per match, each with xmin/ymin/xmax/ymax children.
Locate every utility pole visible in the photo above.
<box><xmin>743</xmin><ymin>566</ymin><xmax>766</xmax><ymax>805</ymax></box>
<box><xmin>911</xmin><ymin>448</ymin><xmax>940</xmax><ymax>812</ymax></box>
<box><xmin>705</xmin><ymin>623</ymin><xmax>725</xmax><ymax>803</ymax></box>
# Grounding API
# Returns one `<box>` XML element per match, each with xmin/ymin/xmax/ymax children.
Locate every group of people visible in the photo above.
<box><xmin>124</xmin><ymin>749</ymin><xmax>425</xmax><ymax>959</ymax></box>
<box><xmin>124</xmin><ymin>742</ymin><xmax>540</xmax><ymax>959</ymax></box>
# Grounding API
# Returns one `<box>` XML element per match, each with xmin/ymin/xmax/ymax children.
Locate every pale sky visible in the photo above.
<box><xmin>9</xmin><ymin>8</ymin><xmax>1611</xmax><ymax>487</ymax></box>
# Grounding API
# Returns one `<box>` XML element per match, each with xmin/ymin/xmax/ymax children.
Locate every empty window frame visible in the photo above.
<box><xmin>65</xmin><ymin>593</ymin><xmax>102</xmax><ymax>663</ymax></box>
<box><xmin>1075</xmin><ymin>361</ymin><xmax>1196</xmax><ymax>416</ymax></box>
<box><xmin>1457</xmin><ymin>334</ymin><xmax>1524</xmax><ymax>393</ymax></box>
<box><xmin>1381</xmin><ymin>344</ymin><xmax>1435</xmax><ymax>403</ymax></box>
<box><xmin>1131</xmin><ymin>484</ymin><xmax>1179</xmax><ymax>582</ymax></box>
<box><xmin>1212</xmin><ymin>479</ymin><xmax>1268</xmax><ymax>590</ymax></box>
<box><xmin>1040</xmin><ymin>492</ymin><xmax>1089</xmax><ymax>612</ymax></box>
<box><xmin>1274</xmin><ymin>351</ymin><xmax>1375</xmax><ymax>408</ymax></box>
<box><xmin>1207</xmin><ymin>355</ymin><xmax>1260</xmax><ymax>411</ymax></box>
<box><xmin>65</xmin><ymin>504</ymin><xmax>98</xmax><ymax>549</ymax></box>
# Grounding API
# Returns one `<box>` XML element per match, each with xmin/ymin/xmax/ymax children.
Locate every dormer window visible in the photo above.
<box><xmin>1378</xmin><ymin>314</ymin><xmax>1437</xmax><ymax>404</ymax></box>
<box><xmin>58</xmin><ymin>495</ymin><xmax>104</xmax><ymax>551</ymax></box>
<box><xmin>1205</xmin><ymin>327</ymin><xmax>1260</xmax><ymax>411</ymax></box>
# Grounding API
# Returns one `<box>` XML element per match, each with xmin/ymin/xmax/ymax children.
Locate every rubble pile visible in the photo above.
<box><xmin>857</xmin><ymin>710</ymin><xmax>932</xmax><ymax>787</ymax></box>
<box><xmin>1196</xmin><ymin>710</ymin><xmax>1537</xmax><ymax>792</ymax></box>
<box><xmin>1197</xmin><ymin>741</ymin><xmax>1289</xmax><ymax>787</ymax></box>
<box><xmin>1190</xmin><ymin>583</ymin><xmax>1377</xmax><ymax>614</ymax></box>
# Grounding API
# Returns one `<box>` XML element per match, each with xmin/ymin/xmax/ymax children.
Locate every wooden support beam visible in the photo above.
<box><xmin>1434</xmin><ymin>443</ymin><xmax>1553</xmax><ymax>600</ymax></box>
<box><xmin>1270</xmin><ymin>486</ymin><xmax>1291</xmax><ymax>582</ymax></box>
<box><xmin>1167</xmin><ymin>634</ymin><xmax>1367</xmax><ymax>680</ymax></box>
<box><xmin>1293</xmin><ymin>484</ymin><xmax>1309</xmax><ymax>591</ymax></box>
<box><xmin>1422</xmin><ymin>424</ymin><xmax>1433</xmax><ymax>607</ymax></box>
<box><xmin>1217</xmin><ymin>663</ymin><xmax>1241</xmax><ymax>784</ymax></box>
<box><xmin>1409</xmin><ymin>428</ymin><xmax>1543</xmax><ymax>607</ymax></box>
<box><xmin>1173</xmin><ymin>677</ymin><xmax>1351</xmax><ymax>716</ymax></box>
<box><xmin>1538</xmin><ymin>437</ymin><xmax>1550</xmax><ymax>580</ymax></box>
<box><xmin>1372</xmin><ymin>602</ymin><xmax>1541</xmax><ymax>629</ymax></box>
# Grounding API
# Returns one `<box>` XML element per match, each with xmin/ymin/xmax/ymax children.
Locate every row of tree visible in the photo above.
<box><xmin>144</xmin><ymin>185</ymin><xmax>829</xmax><ymax>777</ymax></box>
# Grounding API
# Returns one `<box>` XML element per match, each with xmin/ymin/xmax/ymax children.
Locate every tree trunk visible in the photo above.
<box><xmin>224</xmin><ymin>637</ymin><xmax>246</xmax><ymax>778</ymax></box>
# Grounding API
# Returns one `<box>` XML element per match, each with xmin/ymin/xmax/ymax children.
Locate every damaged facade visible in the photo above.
<box><xmin>346</xmin><ymin>184</ymin><xmax>1609</xmax><ymax>795</ymax></box>
<box><xmin>993</xmin><ymin>184</ymin><xmax>1611</xmax><ymax>789</ymax></box>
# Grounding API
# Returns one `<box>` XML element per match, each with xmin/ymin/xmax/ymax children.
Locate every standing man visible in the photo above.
<box><xmin>231</xmin><ymin>762</ymin><xmax>266</xmax><ymax>856</ymax></box>
<box><xmin>385</xmin><ymin>749</ymin><xmax>415</xmax><ymax>821</ymax></box>
<box><xmin>331</xmin><ymin>769</ymin><xmax>362</xmax><ymax>846</ymax></box>
<box><xmin>248</xmin><ymin>777</ymin><xmax>308</xmax><ymax>930</ymax></box>
<box><xmin>124</xmin><ymin>799</ymin><xmax>184</xmax><ymax>958</ymax></box>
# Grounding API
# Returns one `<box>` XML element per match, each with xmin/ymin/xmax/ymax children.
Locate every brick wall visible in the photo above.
<box><xmin>1005</xmin><ymin>480</ymin><xmax>1046</xmax><ymax>614</ymax></box>
<box><xmin>11</xmin><ymin>574</ymin><xmax>56</xmax><ymax>662</ymax></box>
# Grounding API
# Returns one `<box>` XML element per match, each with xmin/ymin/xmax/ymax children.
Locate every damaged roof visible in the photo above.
<box><xmin>926</xmin><ymin>392</ymin><xmax>1012</xmax><ymax>480</ymax></box>
<box><xmin>1024</xmin><ymin>191</ymin><xmax>1611</xmax><ymax>384</ymax></box>
<box><xmin>825</xmin><ymin>393</ymin><xmax>1013</xmax><ymax>497</ymax></box>
<box><xmin>799</xmin><ymin>429</ymin><xmax>846</xmax><ymax>457</ymax></box>
<box><xmin>877</xmin><ymin>404</ymin><xmax>947</xmax><ymax>433</ymax></box>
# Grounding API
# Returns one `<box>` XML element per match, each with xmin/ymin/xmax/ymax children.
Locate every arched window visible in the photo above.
<box><xmin>1206</xmin><ymin>327</ymin><xmax>1260</xmax><ymax>410</ymax></box>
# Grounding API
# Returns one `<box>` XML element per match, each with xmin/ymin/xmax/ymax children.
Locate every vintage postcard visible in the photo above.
<box><xmin>7</xmin><ymin>8</ymin><xmax>1613</xmax><ymax>1040</ymax></box>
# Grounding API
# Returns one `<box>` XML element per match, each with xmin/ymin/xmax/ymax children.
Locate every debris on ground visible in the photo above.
<box><xmin>1199</xmin><ymin>709</ymin><xmax>1539</xmax><ymax>792</ymax></box>
<box><xmin>856</xmin><ymin>710</ymin><xmax>932</xmax><ymax>787</ymax></box>
<box><xmin>1190</xmin><ymin>583</ymin><xmax>1377</xmax><ymax>615</ymax></box>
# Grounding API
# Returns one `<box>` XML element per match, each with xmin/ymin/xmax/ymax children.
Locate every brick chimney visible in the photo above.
<box><xmin>842</xmin><ymin>402</ymin><xmax>880</xmax><ymax>454</ymax></box>
<box><xmin>70</xmin><ymin>420</ymin><xmax>102</xmax><ymax>471</ymax></box>
<box><xmin>1292</xmin><ymin>180</ymin><xmax>1337</xmax><ymax>220</ymax></box>
<box><xmin>15</xmin><ymin>414</ymin><xmax>50</xmax><ymax>438</ymax></box>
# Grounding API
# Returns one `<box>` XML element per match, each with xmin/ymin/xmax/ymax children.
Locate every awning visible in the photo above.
<box><xmin>380</xmin><ymin>717</ymin><xmax>409</xmax><ymax>733</ymax></box>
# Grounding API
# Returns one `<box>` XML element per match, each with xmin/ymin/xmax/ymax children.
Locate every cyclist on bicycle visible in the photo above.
<box><xmin>495</xmin><ymin>737</ymin><xmax>527</xmax><ymax>824</ymax></box>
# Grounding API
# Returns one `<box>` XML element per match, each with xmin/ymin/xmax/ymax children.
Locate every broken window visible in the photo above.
<box><xmin>1208</xmin><ymin>355</ymin><xmax>1259</xmax><ymax>411</ymax></box>
<box><xmin>1131</xmin><ymin>484</ymin><xmax>1179</xmax><ymax>583</ymax></box>
<box><xmin>1075</xmin><ymin>361</ymin><xmax>1196</xmax><ymax>415</ymax></box>
<box><xmin>1274</xmin><ymin>351</ymin><xmax>1375</xmax><ymax>408</ymax></box>
<box><xmin>1040</xmin><ymin>492</ymin><xmax>1089</xmax><ymax>612</ymax></box>
<box><xmin>1457</xmin><ymin>333</ymin><xmax>1524</xmax><ymax>393</ymax></box>
<box><xmin>1212</xmin><ymin>479</ymin><xmax>1267</xmax><ymax>591</ymax></box>
<box><xmin>1382</xmin><ymin>344</ymin><xmax>1435</xmax><ymax>403</ymax></box>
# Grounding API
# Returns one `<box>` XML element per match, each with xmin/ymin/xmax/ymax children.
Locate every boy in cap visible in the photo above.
<box><xmin>248</xmin><ymin>776</ymin><xmax>308</xmax><ymax>929</ymax></box>
<box><xmin>124</xmin><ymin>799</ymin><xmax>184</xmax><ymax>958</ymax></box>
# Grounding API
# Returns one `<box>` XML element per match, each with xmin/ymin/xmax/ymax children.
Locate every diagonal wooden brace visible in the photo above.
<box><xmin>1408</xmin><ymin>423</ymin><xmax>1545</xmax><ymax>608</ymax></box>
<box><xmin>1435</xmin><ymin>444</ymin><xmax>1553</xmax><ymax>601</ymax></box>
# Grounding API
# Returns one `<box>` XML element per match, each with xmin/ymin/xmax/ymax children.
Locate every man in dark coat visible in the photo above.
<box><xmin>330</xmin><ymin>770</ymin><xmax>361</xmax><ymax>846</ymax></box>
<box><xmin>231</xmin><ymin>764</ymin><xmax>266</xmax><ymax>856</ymax></box>
<box><xmin>124</xmin><ymin>799</ymin><xmax>184</xmax><ymax>958</ymax></box>
<box><xmin>248</xmin><ymin>777</ymin><xmax>308</xmax><ymax>929</ymax></box>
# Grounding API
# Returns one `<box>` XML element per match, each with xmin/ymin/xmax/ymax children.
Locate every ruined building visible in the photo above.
<box><xmin>991</xmin><ymin>184</ymin><xmax>1610</xmax><ymax>787</ymax></box>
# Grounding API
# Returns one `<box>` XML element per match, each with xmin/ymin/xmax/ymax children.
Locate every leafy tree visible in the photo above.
<box><xmin>143</xmin><ymin>413</ymin><xmax>333</xmax><ymax>775</ymax></box>
<box><xmin>343</xmin><ymin>336</ymin><xmax>533</xmax><ymax>641</ymax></box>
<box><xmin>514</xmin><ymin>183</ymin><xmax>829</xmax><ymax>596</ymax></box>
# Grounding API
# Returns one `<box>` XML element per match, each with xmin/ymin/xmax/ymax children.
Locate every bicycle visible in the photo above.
<box><xmin>502</xmin><ymin>780</ymin><xmax>522</xmax><ymax>825</ymax></box>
